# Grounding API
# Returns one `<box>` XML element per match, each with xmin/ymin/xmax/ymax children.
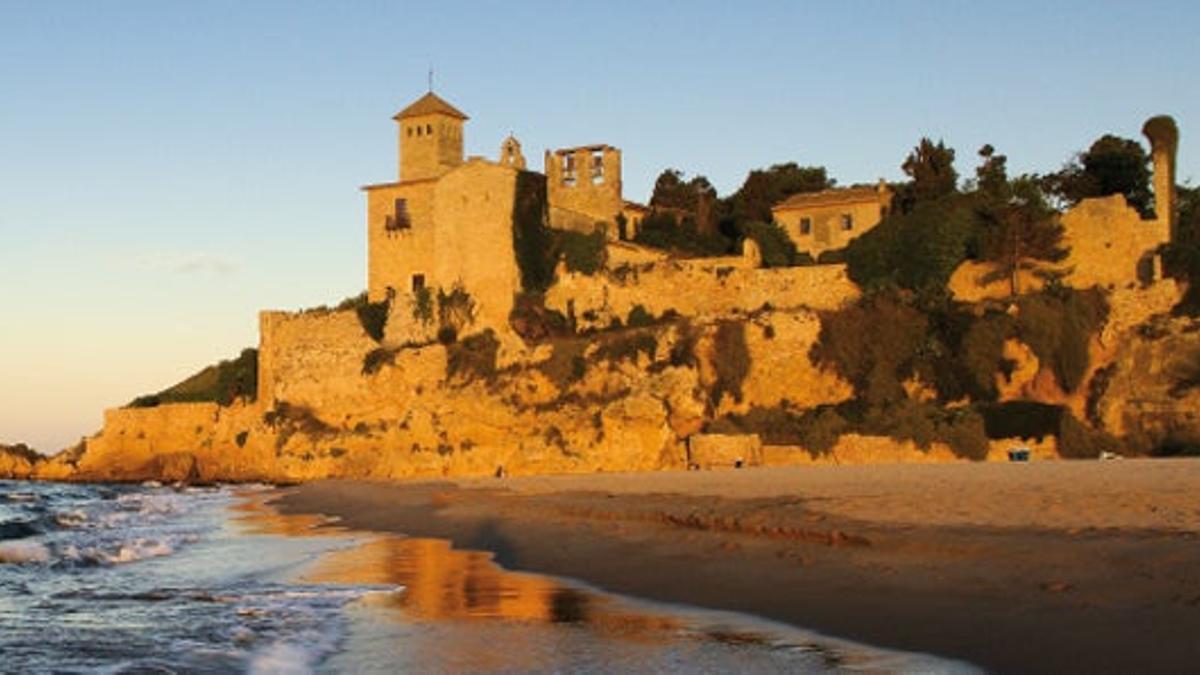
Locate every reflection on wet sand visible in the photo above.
<box><xmin>235</xmin><ymin>490</ymin><xmax>682</xmax><ymax>637</ymax></box>
<box><xmin>228</xmin><ymin>489</ymin><xmax>972</xmax><ymax>673</ymax></box>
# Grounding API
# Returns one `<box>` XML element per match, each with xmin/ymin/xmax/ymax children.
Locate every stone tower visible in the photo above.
<box><xmin>499</xmin><ymin>135</ymin><xmax>526</xmax><ymax>170</ymax></box>
<box><xmin>394</xmin><ymin>92</ymin><xmax>468</xmax><ymax>182</ymax></box>
<box><xmin>1143</xmin><ymin>115</ymin><xmax>1180</xmax><ymax>238</ymax></box>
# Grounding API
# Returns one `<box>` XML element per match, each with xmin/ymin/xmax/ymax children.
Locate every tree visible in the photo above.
<box><xmin>724</xmin><ymin>162</ymin><xmax>833</xmax><ymax>225</ymax></box>
<box><xmin>901</xmin><ymin>138</ymin><xmax>958</xmax><ymax>208</ymax></box>
<box><xmin>845</xmin><ymin>196</ymin><xmax>975</xmax><ymax>298</ymax></box>
<box><xmin>1043</xmin><ymin>134</ymin><xmax>1152</xmax><ymax>217</ymax></box>
<box><xmin>649</xmin><ymin>169</ymin><xmax>717</xmax><ymax>211</ymax></box>
<box><xmin>974</xmin><ymin>177</ymin><xmax>1066</xmax><ymax>295</ymax></box>
<box><xmin>649</xmin><ymin>168</ymin><xmax>719</xmax><ymax>236</ymax></box>
<box><xmin>974</xmin><ymin>144</ymin><xmax>1009</xmax><ymax>200</ymax></box>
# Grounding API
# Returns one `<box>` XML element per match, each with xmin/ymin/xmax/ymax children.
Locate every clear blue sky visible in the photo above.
<box><xmin>2</xmin><ymin>1</ymin><xmax>1198</xmax><ymax>452</ymax></box>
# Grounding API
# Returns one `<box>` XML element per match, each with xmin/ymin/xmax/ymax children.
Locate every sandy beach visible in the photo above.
<box><xmin>274</xmin><ymin>459</ymin><xmax>1200</xmax><ymax>674</ymax></box>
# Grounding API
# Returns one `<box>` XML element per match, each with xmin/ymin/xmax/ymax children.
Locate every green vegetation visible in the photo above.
<box><xmin>845</xmin><ymin>196</ymin><xmax>975</xmax><ymax>297</ymax></box>
<box><xmin>1042</xmin><ymin>134</ymin><xmax>1153</xmax><ymax>217</ymax></box>
<box><xmin>322</xmin><ymin>292</ymin><xmax>390</xmax><ymax>342</ymax></box>
<box><xmin>626</xmin><ymin>305</ymin><xmax>655</xmax><ymax>328</ymax></box>
<box><xmin>709</xmin><ymin>400</ymin><xmax>989</xmax><ymax>461</ymax></box>
<box><xmin>509</xmin><ymin>292</ymin><xmax>571</xmax><ymax>342</ymax></box>
<box><xmin>538</xmin><ymin>338</ymin><xmax>588</xmax><ymax>391</ymax></box>
<box><xmin>558</xmin><ymin>229</ymin><xmax>606</xmax><ymax>274</ymax></box>
<box><xmin>129</xmin><ymin>348</ymin><xmax>258</xmax><ymax>408</ymax></box>
<box><xmin>710</xmin><ymin>321</ymin><xmax>750</xmax><ymax>407</ymax></box>
<box><xmin>362</xmin><ymin>346</ymin><xmax>400</xmax><ymax>375</ymax></box>
<box><xmin>1014</xmin><ymin>287</ymin><xmax>1108</xmax><ymax>392</ymax></box>
<box><xmin>436</xmin><ymin>284</ymin><xmax>477</xmax><ymax>343</ymax></box>
<box><xmin>356</xmin><ymin>297</ymin><xmax>390</xmax><ymax>342</ymax></box>
<box><xmin>263</xmin><ymin>401</ymin><xmax>333</xmax><ymax>451</ymax></box>
<box><xmin>592</xmin><ymin>330</ymin><xmax>658</xmax><ymax>367</ymax></box>
<box><xmin>741</xmin><ymin>221</ymin><xmax>799</xmax><ymax>268</ymax></box>
<box><xmin>413</xmin><ymin>286</ymin><xmax>433</xmax><ymax>324</ymax></box>
<box><xmin>445</xmin><ymin>329</ymin><xmax>500</xmax><ymax>384</ymax></box>
<box><xmin>512</xmin><ymin>170</ymin><xmax>555</xmax><ymax>292</ymax></box>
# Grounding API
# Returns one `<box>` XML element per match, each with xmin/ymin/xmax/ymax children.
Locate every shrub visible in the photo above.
<box><xmin>592</xmin><ymin>331</ymin><xmax>658</xmax><ymax>367</ymax></box>
<box><xmin>811</xmin><ymin>292</ymin><xmax>928</xmax><ymax>406</ymax></box>
<box><xmin>710</xmin><ymin>321</ymin><xmax>750</xmax><ymax>407</ymax></box>
<box><xmin>627</xmin><ymin>304</ymin><xmax>655</xmax><ymax>328</ymax></box>
<box><xmin>128</xmin><ymin>348</ymin><xmax>258</xmax><ymax>408</ymax></box>
<box><xmin>446</xmin><ymin>329</ymin><xmax>500</xmax><ymax>384</ymax></box>
<box><xmin>263</xmin><ymin>401</ymin><xmax>333</xmax><ymax>450</ymax></box>
<box><xmin>1057</xmin><ymin>411</ymin><xmax>1122</xmax><ymax>459</ymax></box>
<box><xmin>509</xmin><ymin>293</ymin><xmax>571</xmax><ymax>342</ymax></box>
<box><xmin>558</xmin><ymin>229</ymin><xmax>606</xmax><ymax>275</ymax></box>
<box><xmin>742</xmin><ymin>221</ymin><xmax>798</xmax><ymax>268</ymax></box>
<box><xmin>355</xmin><ymin>297</ymin><xmax>390</xmax><ymax>342</ymax></box>
<box><xmin>362</xmin><ymin>346</ymin><xmax>399</xmax><ymax>375</ymax></box>
<box><xmin>706</xmin><ymin>405</ymin><xmax>845</xmax><ymax>455</ymax></box>
<box><xmin>437</xmin><ymin>284</ymin><xmax>476</xmax><ymax>341</ymax></box>
<box><xmin>412</xmin><ymin>286</ymin><xmax>433</xmax><ymax>325</ymax></box>
<box><xmin>845</xmin><ymin>196</ymin><xmax>974</xmax><ymax>295</ymax></box>
<box><xmin>539</xmin><ymin>338</ymin><xmax>588</xmax><ymax>392</ymax></box>
<box><xmin>1015</xmin><ymin>287</ymin><xmax>1108</xmax><ymax>392</ymax></box>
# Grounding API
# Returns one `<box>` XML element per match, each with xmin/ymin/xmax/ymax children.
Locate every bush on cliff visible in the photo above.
<box><xmin>710</xmin><ymin>321</ymin><xmax>751</xmax><ymax>407</ymax></box>
<box><xmin>741</xmin><ymin>221</ymin><xmax>799</xmax><ymax>268</ymax></box>
<box><xmin>811</xmin><ymin>291</ymin><xmax>929</xmax><ymax>406</ymax></box>
<box><xmin>844</xmin><ymin>196</ymin><xmax>974</xmax><ymax>296</ymax></box>
<box><xmin>512</xmin><ymin>171</ymin><xmax>555</xmax><ymax>292</ymax></box>
<box><xmin>558</xmin><ymin>229</ymin><xmax>607</xmax><ymax>275</ymax></box>
<box><xmin>509</xmin><ymin>293</ymin><xmax>572</xmax><ymax>343</ymax></box>
<box><xmin>446</xmin><ymin>329</ymin><xmax>500</xmax><ymax>384</ymax></box>
<box><xmin>129</xmin><ymin>348</ymin><xmax>258</xmax><ymax>408</ymax></box>
<box><xmin>1014</xmin><ymin>286</ymin><xmax>1108</xmax><ymax>393</ymax></box>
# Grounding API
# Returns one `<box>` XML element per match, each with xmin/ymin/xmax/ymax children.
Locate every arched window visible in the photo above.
<box><xmin>426</xmin><ymin>124</ymin><xmax>432</xmax><ymax>135</ymax></box>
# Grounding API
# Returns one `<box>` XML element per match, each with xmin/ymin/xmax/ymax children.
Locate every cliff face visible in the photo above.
<box><xmin>1093</xmin><ymin>314</ymin><xmax>1200</xmax><ymax>450</ymax></box>
<box><xmin>9</xmin><ymin>271</ymin><xmax>1194</xmax><ymax>484</ymax></box>
<box><xmin>28</xmin><ymin>308</ymin><xmax>852</xmax><ymax>484</ymax></box>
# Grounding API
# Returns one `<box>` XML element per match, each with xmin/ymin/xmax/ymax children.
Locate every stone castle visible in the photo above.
<box><xmin>10</xmin><ymin>91</ymin><xmax>1190</xmax><ymax>484</ymax></box>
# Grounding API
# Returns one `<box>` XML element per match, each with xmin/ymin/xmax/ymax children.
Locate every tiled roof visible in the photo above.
<box><xmin>393</xmin><ymin>92</ymin><xmax>469</xmax><ymax>121</ymax></box>
<box><xmin>773</xmin><ymin>186</ymin><xmax>882</xmax><ymax>210</ymax></box>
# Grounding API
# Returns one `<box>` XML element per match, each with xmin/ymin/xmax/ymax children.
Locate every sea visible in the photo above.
<box><xmin>0</xmin><ymin>480</ymin><xmax>980</xmax><ymax>674</ymax></box>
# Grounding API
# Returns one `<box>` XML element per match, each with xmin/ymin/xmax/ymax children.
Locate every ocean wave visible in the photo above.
<box><xmin>247</xmin><ymin>641</ymin><xmax>320</xmax><ymax>675</ymax></box>
<box><xmin>0</xmin><ymin>519</ymin><xmax>41</xmax><ymax>541</ymax></box>
<box><xmin>0</xmin><ymin>540</ymin><xmax>50</xmax><ymax>564</ymax></box>
<box><xmin>60</xmin><ymin>538</ymin><xmax>177</xmax><ymax>566</ymax></box>
<box><xmin>54</xmin><ymin>510</ymin><xmax>88</xmax><ymax>528</ymax></box>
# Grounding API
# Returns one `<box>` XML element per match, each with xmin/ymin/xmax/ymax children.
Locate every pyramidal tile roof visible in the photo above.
<box><xmin>393</xmin><ymin>92</ymin><xmax>469</xmax><ymax>121</ymax></box>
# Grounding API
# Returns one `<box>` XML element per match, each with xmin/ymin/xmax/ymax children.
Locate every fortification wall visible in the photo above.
<box><xmin>545</xmin><ymin>261</ymin><xmax>859</xmax><ymax>331</ymax></box>
<box><xmin>1060</xmin><ymin>194</ymin><xmax>1169</xmax><ymax>290</ymax></box>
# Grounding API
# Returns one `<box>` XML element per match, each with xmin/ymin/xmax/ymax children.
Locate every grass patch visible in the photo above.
<box><xmin>129</xmin><ymin>348</ymin><xmax>258</xmax><ymax>408</ymax></box>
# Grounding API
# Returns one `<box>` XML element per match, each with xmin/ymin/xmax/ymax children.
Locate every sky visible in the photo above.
<box><xmin>2</xmin><ymin>1</ymin><xmax>1198</xmax><ymax>452</ymax></box>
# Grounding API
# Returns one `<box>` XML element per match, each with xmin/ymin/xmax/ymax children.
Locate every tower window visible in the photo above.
<box><xmin>590</xmin><ymin>151</ymin><xmax>604</xmax><ymax>184</ymax></box>
<box><xmin>799</xmin><ymin>217</ymin><xmax>812</xmax><ymax>235</ymax></box>
<box><xmin>426</xmin><ymin>124</ymin><xmax>432</xmax><ymax>135</ymax></box>
<box><xmin>407</xmin><ymin>127</ymin><xmax>412</xmax><ymax>137</ymax></box>
<box><xmin>841</xmin><ymin>214</ymin><xmax>854</xmax><ymax>231</ymax></box>
<box><xmin>385</xmin><ymin>198</ymin><xmax>411</xmax><ymax>231</ymax></box>
<box><xmin>562</xmin><ymin>154</ymin><xmax>576</xmax><ymax>187</ymax></box>
<box><xmin>412</xmin><ymin>274</ymin><xmax>425</xmax><ymax>293</ymax></box>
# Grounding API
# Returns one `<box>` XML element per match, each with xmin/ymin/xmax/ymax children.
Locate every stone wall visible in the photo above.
<box><xmin>1059</xmin><ymin>194</ymin><xmax>1169</xmax><ymax>290</ymax></box>
<box><xmin>545</xmin><ymin>145</ymin><xmax>623</xmax><ymax>236</ymax></box>
<box><xmin>544</xmin><ymin>260</ymin><xmax>859</xmax><ymax>331</ymax></box>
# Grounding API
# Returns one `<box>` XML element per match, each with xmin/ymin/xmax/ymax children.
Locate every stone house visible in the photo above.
<box><xmin>771</xmin><ymin>181</ymin><xmax>894</xmax><ymax>257</ymax></box>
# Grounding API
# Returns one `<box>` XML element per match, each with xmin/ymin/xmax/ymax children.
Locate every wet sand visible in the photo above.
<box><xmin>273</xmin><ymin>459</ymin><xmax>1200</xmax><ymax>674</ymax></box>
